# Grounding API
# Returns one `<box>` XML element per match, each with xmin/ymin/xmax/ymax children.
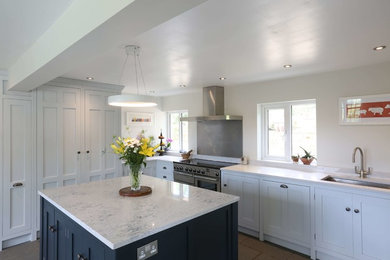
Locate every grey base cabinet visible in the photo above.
<box><xmin>40</xmin><ymin>198</ymin><xmax>238</xmax><ymax>260</ymax></box>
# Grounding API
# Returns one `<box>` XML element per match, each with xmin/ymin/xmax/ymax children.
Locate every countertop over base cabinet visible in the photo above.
<box><xmin>315</xmin><ymin>187</ymin><xmax>390</xmax><ymax>260</ymax></box>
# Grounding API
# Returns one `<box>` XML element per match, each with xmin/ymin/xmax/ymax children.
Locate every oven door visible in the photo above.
<box><xmin>194</xmin><ymin>175</ymin><xmax>220</xmax><ymax>192</ymax></box>
<box><xmin>174</xmin><ymin>171</ymin><xmax>195</xmax><ymax>186</ymax></box>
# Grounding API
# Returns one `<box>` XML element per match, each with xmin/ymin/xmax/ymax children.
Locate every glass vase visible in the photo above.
<box><xmin>128</xmin><ymin>164</ymin><xmax>143</xmax><ymax>191</ymax></box>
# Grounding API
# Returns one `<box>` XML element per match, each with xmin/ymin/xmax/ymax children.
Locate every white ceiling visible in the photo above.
<box><xmin>0</xmin><ymin>0</ymin><xmax>75</xmax><ymax>70</ymax></box>
<box><xmin>63</xmin><ymin>0</ymin><xmax>390</xmax><ymax>96</ymax></box>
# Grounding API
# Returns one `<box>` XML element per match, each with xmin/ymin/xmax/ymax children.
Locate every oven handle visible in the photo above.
<box><xmin>174</xmin><ymin>171</ymin><xmax>194</xmax><ymax>178</ymax></box>
<box><xmin>194</xmin><ymin>175</ymin><xmax>219</xmax><ymax>182</ymax></box>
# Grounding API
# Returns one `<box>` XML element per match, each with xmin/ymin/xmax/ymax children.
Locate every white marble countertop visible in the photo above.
<box><xmin>146</xmin><ymin>155</ymin><xmax>182</xmax><ymax>162</ymax></box>
<box><xmin>38</xmin><ymin>176</ymin><xmax>239</xmax><ymax>250</ymax></box>
<box><xmin>222</xmin><ymin>164</ymin><xmax>390</xmax><ymax>194</ymax></box>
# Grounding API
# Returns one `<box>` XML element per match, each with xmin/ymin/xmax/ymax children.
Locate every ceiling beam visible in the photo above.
<box><xmin>7</xmin><ymin>0</ymin><xmax>207</xmax><ymax>91</ymax></box>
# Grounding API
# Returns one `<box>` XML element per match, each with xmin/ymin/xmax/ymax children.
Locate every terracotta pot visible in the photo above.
<box><xmin>300</xmin><ymin>157</ymin><xmax>314</xmax><ymax>165</ymax></box>
<box><xmin>291</xmin><ymin>156</ymin><xmax>299</xmax><ymax>163</ymax></box>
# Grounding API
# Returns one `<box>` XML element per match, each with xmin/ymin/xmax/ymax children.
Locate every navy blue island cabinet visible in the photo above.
<box><xmin>40</xmin><ymin>198</ymin><xmax>238</xmax><ymax>260</ymax></box>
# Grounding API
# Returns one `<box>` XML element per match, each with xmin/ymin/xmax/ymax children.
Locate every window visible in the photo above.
<box><xmin>259</xmin><ymin>100</ymin><xmax>316</xmax><ymax>162</ymax></box>
<box><xmin>167</xmin><ymin>111</ymin><xmax>188</xmax><ymax>152</ymax></box>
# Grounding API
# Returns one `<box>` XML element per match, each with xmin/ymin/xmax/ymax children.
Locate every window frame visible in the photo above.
<box><xmin>259</xmin><ymin>99</ymin><xmax>316</xmax><ymax>162</ymax></box>
<box><xmin>167</xmin><ymin>110</ymin><xmax>188</xmax><ymax>152</ymax></box>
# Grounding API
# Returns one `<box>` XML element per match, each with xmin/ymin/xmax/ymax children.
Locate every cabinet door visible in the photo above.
<box><xmin>315</xmin><ymin>188</ymin><xmax>354</xmax><ymax>257</ymax></box>
<box><xmin>2</xmin><ymin>99</ymin><xmax>32</xmax><ymax>238</ymax></box>
<box><xmin>262</xmin><ymin>180</ymin><xmax>284</xmax><ymax>237</ymax></box>
<box><xmin>143</xmin><ymin>160</ymin><xmax>156</xmax><ymax>177</ymax></box>
<box><xmin>222</xmin><ymin>172</ymin><xmax>259</xmax><ymax>232</ymax></box>
<box><xmin>85</xmin><ymin>91</ymin><xmax>120</xmax><ymax>182</ymax></box>
<box><xmin>284</xmin><ymin>183</ymin><xmax>310</xmax><ymax>246</ymax></box>
<box><xmin>156</xmin><ymin>161</ymin><xmax>173</xmax><ymax>181</ymax></box>
<box><xmin>353</xmin><ymin>195</ymin><xmax>390</xmax><ymax>260</ymax></box>
<box><xmin>41</xmin><ymin>200</ymin><xmax>55</xmax><ymax>260</ymax></box>
<box><xmin>37</xmin><ymin>87</ymin><xmax>81</xmax><ymax>189</ymax></box>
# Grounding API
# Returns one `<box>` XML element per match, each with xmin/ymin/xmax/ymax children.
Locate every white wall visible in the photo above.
<box><xmin>121</xmin><ymin>104</ymin><xmax>167</xmax><ymax>146</ymax></box>
<box><xmin>162</xmin><ymin>62</ymin><xmax>390</xmax><ymax>173</ymax></box>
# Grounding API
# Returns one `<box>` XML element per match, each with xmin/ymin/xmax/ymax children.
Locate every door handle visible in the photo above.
<box><xmin>12</xmin><ymin>182</ymin><xmax>23</xmax><ymax>188</ymax></box>
<box><xmin>77</xmin><ymin>254</ymin><xmax>88</xmax><ymax>260</ymax></box>
<box><xmin>48</xmin><ymin>225</ymin><xmax>56</xmax><ymax>232</ymax></box>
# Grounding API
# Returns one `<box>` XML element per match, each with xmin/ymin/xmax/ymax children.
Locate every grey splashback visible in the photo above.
<box><xmin>197</xmin><ymin>120</ymin><xmax>243</xmax><ymax>158</ymax></box>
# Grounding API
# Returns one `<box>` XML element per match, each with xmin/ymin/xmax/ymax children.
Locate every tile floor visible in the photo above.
<box><xmin>0</xmin><ymin>233</ymin><xmax>310</xmax><ymax>260</ymax></box>
<box><xmin>238</xmin><ymin>233</ymin><xmax>310</xmax><ymax>260</ymax></box>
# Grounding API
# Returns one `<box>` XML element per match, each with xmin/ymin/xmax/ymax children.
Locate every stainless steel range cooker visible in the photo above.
<box><xmin>173</xmin><ymin>159</ymin><xmax>237</xmax><ymax>192</ymax></box>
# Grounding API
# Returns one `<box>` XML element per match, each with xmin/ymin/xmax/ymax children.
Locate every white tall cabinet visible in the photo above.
<box><xmin>1</xmin><ymin>78</ymin><xmax>123</xmax><ymax>250</ymax></box>
<box><xmin>1</xmin><ymin>76</ymin><xmax>36</xmax><ymax>250</ymax></box>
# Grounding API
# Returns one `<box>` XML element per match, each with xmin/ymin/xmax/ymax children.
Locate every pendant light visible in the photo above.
<box><xmin>108</xmin><ymin>45</ymin><xmax>157</xmax><ymax>107</ymax></box>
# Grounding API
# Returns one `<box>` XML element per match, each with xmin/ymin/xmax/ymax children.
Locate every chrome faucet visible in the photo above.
<box><xmin>352</xmin><ymin>147</ymin><xmax>372</xmax><ymax>178</ymax></box>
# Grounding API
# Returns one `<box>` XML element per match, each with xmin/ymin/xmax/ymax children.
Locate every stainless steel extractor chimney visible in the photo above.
<box><xmin>180</xmin><ymin>86</ymin><xmax>242</xmax><ymax>121</ymax></box>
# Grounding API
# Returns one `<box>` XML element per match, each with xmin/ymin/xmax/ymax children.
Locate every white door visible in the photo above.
<box><xmin>284</xmin><ymin>183</ymin><xmax>310</xmax><ymax>246</ymax></box>
<box><xmin>85</xmin><ymin>91</ymin><xmax>120</xmax><ymax>182</ymax></box>
<box><xmin>37</xmin><ymin>87</ymin><xmax>81</xmax><ymax>189</ymax></box>
<box><xmin>2</xmin><ymin>99</ymin><xmax>32</xmax><ymax>239</ymax></box>
<box><xmin>315</xmin><ymin>188</ymin><xmax>354</xmax><ymax>258</ymax></box>
<box><xmin>353</xmin><ymin>195</ymin><xmax>390</xmax><ymax>260</ymax></box>
<box><xmin>222</xmin><ymin>172</ymin><xmax>259</xmax><ymax>232</ymax></box>
<box><xmin>240</xmin><ymin>176</ymin><xmax>260</xmax><ymax>231</ymax></box>
<box><xmin>262</xmin><ymin>180</ymin><xmax>285</xmax><ymax>237</ymax></box>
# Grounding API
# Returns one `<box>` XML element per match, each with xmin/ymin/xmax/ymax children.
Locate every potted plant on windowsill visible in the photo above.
<box><xmin>299</xmin><ymin>146</ymin><xmax>316</xmax><ymax>165</ymax></box>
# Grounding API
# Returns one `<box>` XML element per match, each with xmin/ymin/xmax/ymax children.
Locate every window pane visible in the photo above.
<box><xmin>181</xmin><ymin>112</ymin><xmax>188</xmax><ymax>151</ymax></box>
<box><xmin>291</xmin><ymin>103</ymin><xmax>316</xmax><ymax>157</ymax></box>
<box><xmin>169</xmin><ymin>113</ymin><xmax>180</xmax><ymax>151</ymax></box>
<box><xmin>267</xmin><ymin>109</ymin><xmax>285</xmax><ymax>157</ymax></box>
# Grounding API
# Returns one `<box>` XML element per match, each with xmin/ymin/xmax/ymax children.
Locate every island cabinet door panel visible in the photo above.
<box><xmin>353</xmin><ymin>195</ymin><xmax>390</xmax><ymax>260</ymax></box>
<box><xmin>41</xmin><ymin>200</ymin><xmax>56</xmax><ymax>260</ymax></box>
<box><xmin>2</xmin><ymin>99</ymin><xmax>32</xmax><ymax>238</ymax></box>
<box><xmin>314</xmin><ymin>188</ymin><xmax>354</xmax><ymax>257</ymax></box>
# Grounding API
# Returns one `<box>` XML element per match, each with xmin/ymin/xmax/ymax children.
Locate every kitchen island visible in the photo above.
<box><xmin>38</xmin><ymin>175</ymin><xmax>239</xmax><ymax>260</ymax></box>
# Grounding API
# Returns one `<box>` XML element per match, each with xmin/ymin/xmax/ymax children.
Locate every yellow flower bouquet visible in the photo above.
<box><xmin>111</xmin><ymin>134</ymin><xmax>159</xmax><ymax>191</ymax></box>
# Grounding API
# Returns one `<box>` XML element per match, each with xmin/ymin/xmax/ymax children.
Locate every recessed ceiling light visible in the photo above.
<box><xmin>179</xmin><ymin>84</ymin><xmax>186</xmax><ymax>88</ymax></box>
<box><xmin>283</xmin><ymin>64</ymin><xmax>292</xmax><ymax>68</ymax></box>
<box><xmin>86</xmin><ymin>77</ymin><xmax>94</xmax><ymax>80</ymax></box>
<box><xmin>219</xmin><ymin>77</ymin><xmax>226</xmax><ymax>80</ymax></box>
<box><xmin>373</xmin><ymin>45</ymin><xmax>386</xmax><ymax>51</ymax></box>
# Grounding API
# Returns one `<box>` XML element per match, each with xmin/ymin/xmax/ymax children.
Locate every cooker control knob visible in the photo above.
<box><xmin>216</xmin><ymin>173</ymin><xmax>219</xmax><ymax>177</ymax></box>
<box><xmin>185</xmin><ymin>168</ymin><xmax>188</xmax><ymax>172</ymax></box>
<box><xmin>197</xmin><ymin>170</ymin><xmax>200</xmax><ymax>173</ymax></box>
<box><xmin>201</xmin><ymin>171</ymin><xmax>205</xmax><ymax>174</ymax></box>
<box><xmin>189</xmin><ymin>169</ymin><xmax>192</xmax><ymax>172</ymax></box>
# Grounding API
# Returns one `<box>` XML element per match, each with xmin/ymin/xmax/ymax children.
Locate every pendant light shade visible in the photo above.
<box><xmin>108</xmin><ymin>45</ymin><xmax>157</xmax><ymax>107</ymax></box>
<box><xmin>108</xmin><ymin>94</ymin><xmax>157</xmax><ymax>107</ymax></box>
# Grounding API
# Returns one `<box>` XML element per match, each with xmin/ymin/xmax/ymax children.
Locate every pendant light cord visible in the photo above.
<box><xmin>137</xmin><ymin>53</ymin><xmax>147</xmax><ymax>95</ymax></box>
<box><xmin>118</xmin><ymin>51</ymin><xmax>129</xmax><ymax>85</ymax></box>
<box><xmin>134</xmin><ymin>47</ymin><xmax>140</xmax><ymax>95</ymax></box>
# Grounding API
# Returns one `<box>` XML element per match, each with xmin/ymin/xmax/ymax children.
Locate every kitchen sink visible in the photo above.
<box><xmin>322</xmin><ymin>175</ymin><xmax>390</xmax><ymax>190</ymax></box>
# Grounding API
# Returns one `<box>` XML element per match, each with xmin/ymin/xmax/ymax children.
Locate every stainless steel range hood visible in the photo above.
<box><xmin>180</xmin><ymin>86</ymin><xmax>242</xmax><ymax>121</ymax></box>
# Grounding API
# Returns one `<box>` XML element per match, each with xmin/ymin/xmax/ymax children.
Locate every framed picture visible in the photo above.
<box><xmin>126</xmin><ymin>112</ymin><xmax>153</xmax><ymax>126</ymax></box>
<box><xmin>339</xmin><ymin>94</ymin><xmax>390</xmax><ymax>125</ymax></box>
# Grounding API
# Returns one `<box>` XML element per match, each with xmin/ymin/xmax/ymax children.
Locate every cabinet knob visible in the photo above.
<box><xmin>354</xmin><ymin>209</ymin><xmax>360</xmax><ymax>213</ymax></box>
<box><xmin>280</xmin><ymin>184</ymin><xmax>288</xmax><ymax>189</ymax></box>
<box><xmin>163</xmin><ymin>166</ymin><xmax>167</xmax><ymax>170</ymax></box>
<box><xmin>12</xmin><ymin>182</ymin><xmax>23</xmax><ymax>187</ymax></box>
<box><xmin>345</xmin><ymin>207</ymin><xmax>351</xmax><ymax>212</ymax></box>
<box><xmin>163</xmin><ymin>176</ymin><xmax>167</xmax><ymax>179</ymax></box>
<box><xmin>48</xmin><ymin>225</ymin><xmax>56</xmax><ymax>232</ymax></box>
<box><xmin>77</xmin><ymin>151</ymin><xmax>81</xmax><ymax>154</ymax></box>
<box><xmin>224</xmin><ymin>184</ymin><xmax>227</xmax><ymax>187</ymax></box>
<box><xmin>77</xmin><ymin>254</ymin><xmax>87</xmax><ymax>260</ymax></box>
